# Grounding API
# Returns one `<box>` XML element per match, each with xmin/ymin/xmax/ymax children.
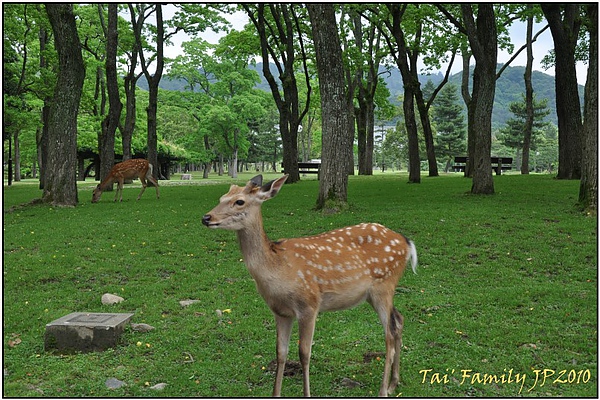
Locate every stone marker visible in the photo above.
<box><xmin>45</xmin><ymin>312</ymin><xmax>134</xmax><ymax>353</ymax></box>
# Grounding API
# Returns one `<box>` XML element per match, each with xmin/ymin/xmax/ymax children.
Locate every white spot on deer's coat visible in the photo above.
<box><xmin>384</xmin><ymin>245</ymin><xmax>391</xmax><ymax>252</ymax></box>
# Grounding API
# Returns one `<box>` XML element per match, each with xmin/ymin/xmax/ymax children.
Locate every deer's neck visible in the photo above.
<box><xmin>236</xmin><ymin>216</ymin><xmax>279</xmax><ymax>276</ymax></box>
<box><xmin>99</xmin><ymin>176</ymin><xmax>115</xmax><ymax>190</ymax></box>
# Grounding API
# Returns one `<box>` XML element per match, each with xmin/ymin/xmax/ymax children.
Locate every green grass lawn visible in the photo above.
<box><xmin>3</xmin><ymin>172</ymin><xmax>597</xmax><ymax>397</ymax></box>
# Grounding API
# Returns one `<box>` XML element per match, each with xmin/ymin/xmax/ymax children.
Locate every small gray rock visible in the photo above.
<box><xmin>179</xmin><ymin>299</ymin><xmax>200</xmax><ymax>307</ymax></box>
<box><xmin>102</xmin><ymin>293</ymin><xmax>124</xmax><ymax>305</ymax></box>
<box><xmin>105</xmin><ymin>377</ymin><xmax>126</xmax><ymax>389</ymax></box>
<box><xmin>340</xmin><ymin>377</ymin><xmax>361</xmax><ymax>389</ymax></box>
<box><xmin>149</xmin><ymin>382</ymin><xmax>167</xmax><ymax>390</ymax></box>
<box><xmin>130</xmin><ymin>323</ymin><xmax>155</xmax><ymax>333</ymax></box>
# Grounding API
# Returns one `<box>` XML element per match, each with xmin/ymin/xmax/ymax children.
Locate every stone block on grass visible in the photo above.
<box><xmin>45</xmin><ymin>312</ymin><xmax>134</xmax><ymax>354</ymax></box>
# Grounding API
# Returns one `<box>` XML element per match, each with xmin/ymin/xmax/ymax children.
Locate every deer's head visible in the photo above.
<box><xmin>202</xmin><ymin>175</ymin><xmax>288</xmax><ymax>231</ymax></box>
<box><xmin>91</xmin><ymin>185</ymin><xmax>102</xmax><ymax>203</ymax></box>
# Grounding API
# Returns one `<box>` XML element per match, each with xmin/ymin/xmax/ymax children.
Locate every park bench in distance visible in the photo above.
<box><xmin>282</xmin><ymin>161</ymin><xmax>321</xmax><ymax>179</ymax></box>
<box><xmin>453</xmin><ymin>156</ymin><xmax>513</xmax><ymax>175</ymax></box>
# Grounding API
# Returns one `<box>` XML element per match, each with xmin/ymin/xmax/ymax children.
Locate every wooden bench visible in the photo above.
<box><xmin>453</xmin><ymin>156</ymin><xmax>513</xmax><ymax>175</ymax></box>
<box><xmin>282</xmin><ymin>162</ymin><xmax>321</xmax><ymax>179</ymax></box>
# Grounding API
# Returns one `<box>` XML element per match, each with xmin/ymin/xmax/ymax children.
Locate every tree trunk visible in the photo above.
<box><xmin>386</xmin><ymin>4</ymin><xmax>421</xmax><ymax>183</ymax></box>
<box><xmin>542</xmin><ymin>4</ymin><xmax>583</xmax><ymax>180</ymax></box>
<box><xmin>356</xmin><ymin>103</ymin><xmax>368</xmax><ymax>174</ymax></box>
<box><xmin>307</xmin><ymin>4</ymin><xmax>350</xmax><ymax>210</ymax></box>
<box><xmin>409</xmin><ymin>18</ymin><xmax>438</xmax><ymax>177</ymax></box>
<box><xmin>365</xmin><ymin>101</ymin><xmax>375</xmax><ymax>174</ymax></box>
<box><xmin>98</xmin><ymin>4</ymin><xmax>122</xmax><ymax>187</ymax></box>
<box><xmin>203</xmin><ymin>134</ymin><xmax>211</xmax><ymax>178</ymax></box>
<box><xmin>462</xmin><ymin>4</ymin><xmax>496</xmax><ymax>194</ymax></box>
<box><xmin>37</xmin><ymin>20</ymin><xmax>50</xmax><ymax>190</ymax></box>
<box><xmin>122</xmin><ymin>73</ymin><xmax>137</xmax><ymax>161</ymax></box>
<box><xmin>414</xmin><ymin>87</ymin><xmax>439</xmax><ymax>177</ymax></box>
<box><xmin>579</xmin><ymin>3</ymin><xmax>598</xmax><ymax>212</ymax></box>
<box><xmin>122</xmin><ymin>6</ymin><xmax>144</xmax><ymax>163</ymax></box>
<box><xmin>459</xmin><ymin>49</ymin><xmax>474</xmax><ymax>178</ymax></box>
<box><xmin>43</xmin><ymin>4</ymin><xmax>85</xmax><ymax>206</ymax></box>
<box><xmin>521</xmin><ymin>9</ymin><xmax>534</xmax><ymax>175</ymax></box>
<box><xmin>133</xmin><ymin>4</ymin><xmax>163</xmax><ymax>182</ymax></box>
<box><xmin>146</xmin><ymin>83</ymin><xmax>159</xmax><ymax>181</ymax></box>
<box><xmin>13</xmin><ymin>131</ymin><xmax>21</xmax><ymax>182</ymax></box>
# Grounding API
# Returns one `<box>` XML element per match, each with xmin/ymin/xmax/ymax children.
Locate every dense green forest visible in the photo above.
<box><xmin>140</xmin><ymin>62</ymin><xmax>585</xmax><ymax>128</ymax></box>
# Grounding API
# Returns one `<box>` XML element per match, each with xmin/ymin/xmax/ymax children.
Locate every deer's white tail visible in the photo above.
<box><xmin>408</xmin><ymin>239</ymin><xmax>418</xmax><ymax>274</ymax></box>
<box><xmin>146</xmin><ymin>163</ymin><xmax>154</xmax><ymax>180</ymax></box>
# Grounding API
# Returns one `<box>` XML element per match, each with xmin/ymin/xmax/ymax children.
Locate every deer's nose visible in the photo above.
<box><xmin>202</xmin><ymin>215</ymin><xmax>212</xmax><ymax>226</ymax></box>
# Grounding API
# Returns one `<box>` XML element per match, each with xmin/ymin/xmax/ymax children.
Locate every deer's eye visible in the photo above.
<box><xmin>235</xmin><ymin>199</ymin><xmax>245</xmax><ymax>206</ymax></box>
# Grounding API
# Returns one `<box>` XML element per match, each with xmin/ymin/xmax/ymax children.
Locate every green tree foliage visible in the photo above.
<box><xmin>380</xmin><ymin>124</ymin><xmax>407</xmax><ymax>172</ymax></box>
<box><xmin>432</xmin><ymin>83</ymin><xmax>467</xmax><ymax>172</ymax></box>
<box><xmin>498</xmin><ymin>96</ymin><xmax>550</xmax><ymax>152</ymax></box>
<box><xmin>170</xmin><ymin>33</ymin><xmax>278</xmax><ymax>178</ymax></box>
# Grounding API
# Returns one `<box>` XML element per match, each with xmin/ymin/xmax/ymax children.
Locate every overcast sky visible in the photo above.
<box><xmin>160</xmin><ymin>7</ymin><xmax>588</xmax><ymax>85</ymax></box>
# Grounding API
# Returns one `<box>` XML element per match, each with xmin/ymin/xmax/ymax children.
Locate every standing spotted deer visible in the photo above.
<box><xmin>202</xmin><ymin>175</ymin><xmax>417</xmax><ymax>397</ymax></box>
<box><xmin>91</xmin><ymin>158</ymin><xmax>159</xmax><ymax>203</ymax></box>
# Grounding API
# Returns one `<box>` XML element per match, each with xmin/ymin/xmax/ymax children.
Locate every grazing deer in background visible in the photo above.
<box><xmin>202</xmin><ymin>175</ymin><xmax>417</xmax><ymax>397</ymax></box>
<box><xmin>91</xmin><ymin>158</ymin><xmax>160</xmax><ymax>203</ymax></box>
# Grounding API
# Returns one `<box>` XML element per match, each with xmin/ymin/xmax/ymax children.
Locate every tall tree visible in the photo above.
<box><xmin>120</xmin><ymin>4</ymin><xmax>143</xmax><ymax>162</ymax></box>
<box><xmin>243</xmin><ymin>4</ymin><xmax>311</xmax><ymax>183</ymax></box>
<box><xmin>381</xmin><ymin>4</ymin><xmax>421</xmax><ymax>183</ymax></box>
<box><xmin>129</xmin><ymin>4</ymin><xmax>228</xmax><ymax>180</ymax></box>
<box><xmin>498</xmin><ymin>96</ymin><xmax>550</xmax><ymax>169</ymax></box>
<box><xmin>521</xmin><ymin>6</ymin><xmax>535</xmax><ymax>175</ymax></box>
<box><xmin>432</xmin><ymin>83</ymin><xmax>467</xmax><ymax>172</ymax></box>
<box><xmin>98</xmin><ymin>4</ymin><xmax>122</xmax><ymax>187</ymax></box>
<box><xmin>541</xmin><ymin>4</ymin><xmax>583</xmax><ymax>180</ymax></box>
<box><xmin>36</xmin><ymin>5</ymin><xmax>53</xmax><ymax>190</ymax></box>
<box><xmin>130</xmin><ymin>3</ymin><xmax>163</xmax><ymax>180</ymax></box>
<box><xmin>43</xmin><ymin>4</ymin><xmax>85</xmax><ymax>205</ymax></box>
<box><xmin>440</xmin><ymin>4</ymin><xmax>498</xmax><ymax>194</ymax></box>
<box><xmin>579</xmin><ymin>3</ymin><xmax>598</xmax><ymax>212</ymax></box>
<box><xmin>373</xmin><ymin>4</ymin><xmax>459</xmax><ymax>179</ymax></box>
<box><xmin>342</xmin><ymin>7</ymin><xmax>388</xmax><ymax>176</ymax></box>
<box><xmin>307</xmin><ymin>4</ymin><xmax>351</xmax><ymax>210</ymax></box>
<box><xmin>3</xmin><ymin>4</ymin><xmax>36</xmax><ymax>184</ymax></box>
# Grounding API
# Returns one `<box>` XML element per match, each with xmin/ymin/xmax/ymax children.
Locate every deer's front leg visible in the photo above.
<box><xmin>114</xmin><ymin>179</ymin><xmax>122</xmax><ymax>202</ymax></box>
<box><xmin>298</xmin><ymin>310</ymin><xmax>318</xmax><ymax>397</ymax></box>
<box><xmin>273</xmin><ymin>314</ymin><xmax>293</xmax><ymax>397</ymax></box>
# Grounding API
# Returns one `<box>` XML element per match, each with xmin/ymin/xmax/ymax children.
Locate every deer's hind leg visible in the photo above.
<box><xmin>137</xmin><ymin>176</ymin><xmax>147</xmax><ymax>200</ymax></box>
<box><xmin>388</xmin><ymin>308</ymin><xmax>404</xmax><ymax>393</ymax></box>
<box><xmin>368</xmin><ymin>289</ymin><xmax>401</xmax><ymax>397</ymax></box>
<box><xmin>148</xmin><ymin>175</ymin><xmax>160</xmax><ymax>199</ymax></box>
<box><xmin>145</xmin><ymin>164</ymin><xmax>160</xmax><ymax>199</ymax></box>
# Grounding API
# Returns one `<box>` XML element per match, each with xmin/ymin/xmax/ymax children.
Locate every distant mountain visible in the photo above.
<box><xmin>139</xmin><ymin>63</ymin><xmax>584</xmax><ymax>128</ymax></box>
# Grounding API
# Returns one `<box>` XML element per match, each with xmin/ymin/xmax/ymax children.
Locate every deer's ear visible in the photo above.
<box><xmin>249</xmin><ymin>175</ymin><xmax>263</xmax><ymax>188</ymax></box>
<box><xmin>259</xmin><ymin>175</ymin><xmax>288</xmax><ymax>200</ymax></box>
